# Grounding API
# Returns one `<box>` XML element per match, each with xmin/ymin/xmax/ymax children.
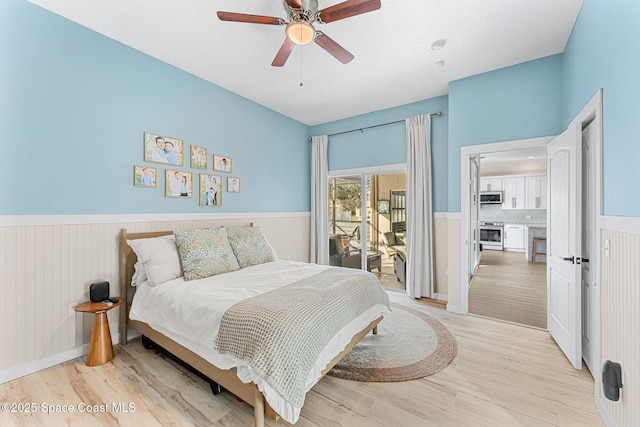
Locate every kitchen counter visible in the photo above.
<box><xmin>500</xmin><ymin>222</ymin><xmax>547</xmax><ymax>228</ymax></box>
<box><xmin>479</xmin><ymin>220</ymin><xmax>546</xmax><ymax>228</ymax></box>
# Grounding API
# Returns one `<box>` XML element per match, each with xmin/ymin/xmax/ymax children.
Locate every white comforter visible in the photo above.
<box><xmin>129</xmin><ymin>260</ymin><xmax>389</xmax><ymax>423</ymax></box>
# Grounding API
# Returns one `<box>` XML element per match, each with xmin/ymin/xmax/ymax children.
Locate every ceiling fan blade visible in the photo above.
<box><xmin>272</xmin><ymin>38</ymin><xmax>296</xmax><ymax>67</ymax></box>
<box><xmin>314</xmin><ymin>32</ymin><xmax>354</xmax><ymax>64</ymax></box>
<box><xmin>319</xmin><ymin>0</ymin><xmax>381</xmax><ymax>23</ymax></box>
<box><xmin>284</xmin><ymin>0</ymin><xmax>303</xmax><ymax>7</ymax></box>
<box><xmin>217</xmin><ymin>11</ymin><xmax>284</xmax><ymax>25</ymax></box>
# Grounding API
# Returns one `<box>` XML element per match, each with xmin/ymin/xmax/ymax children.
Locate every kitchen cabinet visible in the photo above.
<box><xmin>503</xmin><ymin>224</ymin><xmax>525</xmax><ymax>250</ymax></box>
<box><xmin>481</xmin><ymin>174</ymin><xmax>547</xmax><ymax>210</ymax></box>
<box><xmin>525</xmin><ymin>175</ymin><xmax>547</xmax><ymax>209</ymax></box>
<box><xmin>480</xmin><ymin>177</ymin><xmax>502</xmax><ymax>192</ymax></box>
<box><xmin>502</xmin><ymin>177</ymin><xmax>525</xmax><ymax>210</ymax></box>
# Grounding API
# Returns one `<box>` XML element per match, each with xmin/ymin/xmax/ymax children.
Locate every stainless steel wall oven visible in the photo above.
<box><xmin>479</xmin><ymin>222</ymin><xmax>504</xmax><ymax>250</ymax></box>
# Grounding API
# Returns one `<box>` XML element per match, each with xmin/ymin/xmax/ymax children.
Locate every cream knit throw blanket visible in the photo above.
<box><xmin>215</xmin><ymin>267</ymin><xmax>389</xmax><ymax>410</ymax></box>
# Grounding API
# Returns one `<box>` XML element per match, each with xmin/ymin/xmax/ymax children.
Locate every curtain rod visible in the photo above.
<box><xmin>308</xmin><ymin>111</ymin><xmax>441</xmax><ymax>141</ymax></box>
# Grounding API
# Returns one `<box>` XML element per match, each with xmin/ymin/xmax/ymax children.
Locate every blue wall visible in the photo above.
<box><xmin>5</xmin><ymin>1</ymin><xmax>637</xmax><ymax>218</ymax></box>
<box><xmin>448</xmin><ymin>55</ymin><xmax>564</xmax><ymax>212</ymax></box>
<box><xmin>562</xmin><ymin>0</ymin><xmax>640</xmax><ymax>217</ymax></box>
<box><xmin>0</xmin><ymin>0</ymin><xmax>309</xmax><ymax>215</ymax></box>
<box><xmin>309</xmin><ymin>96</ymin><xmax>449</xmax><ymax>213</ymax></box>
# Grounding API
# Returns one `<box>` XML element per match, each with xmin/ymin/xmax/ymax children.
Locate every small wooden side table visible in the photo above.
<box><xmin>75</xmin><ymin>297</ymin><xmax>124</xmax><ymax>366</ymax></box>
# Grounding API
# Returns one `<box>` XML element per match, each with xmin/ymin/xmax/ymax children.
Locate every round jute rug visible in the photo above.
<box><xmin>328</xmin><ymin>304</ymin><xmax>457</xmax><ymax>382</ymax></box>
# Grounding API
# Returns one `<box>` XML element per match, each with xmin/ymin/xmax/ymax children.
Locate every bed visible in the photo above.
<box><xmin>118</xmin><ymin>227</ymin><xmax>390</xmax><ymax>426</ymax></box>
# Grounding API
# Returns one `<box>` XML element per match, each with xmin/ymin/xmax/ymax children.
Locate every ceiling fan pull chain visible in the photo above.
<box><xmin>300</xmin><ymin>48</ymin><xmax>304</xmax><ymax>87</ymax></box>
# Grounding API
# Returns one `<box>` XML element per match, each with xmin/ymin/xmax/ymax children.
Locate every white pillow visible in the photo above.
<box><xmin>131</xmin><ymin>261</ymin><xmax>147</xmax><ymax>287</ymax></box>
<box><xmin>127</xmin><ymin>235</ymin><xmax>183</xmax><ymax>286</ymax></box>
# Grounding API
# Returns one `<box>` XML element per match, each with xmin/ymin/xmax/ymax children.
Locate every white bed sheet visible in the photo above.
<box><xmin>129</xmin><ymin>260</ymin><xmax>389</xmax><ymax>423</ymax></box>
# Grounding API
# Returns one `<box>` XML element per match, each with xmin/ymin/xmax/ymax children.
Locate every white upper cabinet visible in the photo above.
<box><xmin>525</xmin><ymin>175</ymin><xmax>547</xmax><ymax>209</ymax></box>
<box><xmin>480</xmin><ymin>177</ymin><xmax>502</xmax><ymax>192</ymax></box>
<box><xmin>502</xmin><ymin>176</ymin><xmax>525</xmax><ymax>209</ymax></box>
<box><xmin>481</xmin><ymin>174</ymin><xmax>547</xmax><ymax>210</ymax></box>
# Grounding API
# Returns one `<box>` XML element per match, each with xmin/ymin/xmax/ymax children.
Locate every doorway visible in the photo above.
<box><xmin>459</xmin><ymin>89</ymin><xmax>603</xmax><ymax>376</ymax></box>
<box><xmin>328</xmin><ymin>167</ymin><xmax>407</xmax><ymax>291</ymax></box>
<box><xmin>468</xmin><ymin>147</ymin><xmax>548</xmax><ymax>329</ymax></box>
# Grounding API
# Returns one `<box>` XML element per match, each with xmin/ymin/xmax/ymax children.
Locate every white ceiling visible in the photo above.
<box><xmin>28</xmin><ymin>0</ymin><xmax>583</xmax><ymax>126</ymax></box>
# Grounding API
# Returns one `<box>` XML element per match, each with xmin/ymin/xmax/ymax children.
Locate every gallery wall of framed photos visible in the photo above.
<box><xmin>134</xmin><ymin>132</ymin><xmax>241</xmax><ymax>207</ymax></box>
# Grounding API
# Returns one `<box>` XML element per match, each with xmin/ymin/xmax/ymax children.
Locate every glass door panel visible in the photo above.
<box><xmin>328</xmin><ymin>176</ymin><xmax>362</xmax><ymax>269</ymax></box>
<box><xmin>328</xmin><ymin>172</ymin><xmax>407</xmax><ymax>291</ymax></box>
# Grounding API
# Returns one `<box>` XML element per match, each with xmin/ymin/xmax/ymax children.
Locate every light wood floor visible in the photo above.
<box><xmin>374</xmin><ymin>254</ymin><xmax>405</xmax><ymax>291</ymax></box>
<box><xmin>470</xmin><ymin>250</ymin><xmax>547</xmax><ymax>329</ymax></box>
<box><xmin>0</xmin><ymin>292</ymin><xmax>602</xmax><ymax>426</ymax></box>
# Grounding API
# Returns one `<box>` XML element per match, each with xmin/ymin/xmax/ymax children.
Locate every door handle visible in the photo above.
<box><xmin>562</xmin><ymin>256</ymin><xmax>575</xmax><ymax>264</ymax></box>
<box><xmin>536</xmin><ymin>196</ymin><xmax>540</xmax><ymax>208</ymax></box>
<box><xmin>512</xmin><ymin>197</ymin><xmax>516</xmax><ymax>208</ymax></box>
<box><xmin>581</xmin><ymin>257</ymin><xmax>589</xmax><ymax>263</ymax></box>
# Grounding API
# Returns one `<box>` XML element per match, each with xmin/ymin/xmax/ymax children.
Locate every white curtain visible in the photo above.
<box><xmin>405</xmin><ymin>114</ymin><xmax>434</xmax><ymax>298</ymax></box>
<box><xmin>310</xmin><ymin>135</ymin><xmax>329</xmax><ymax>265</ymax></box>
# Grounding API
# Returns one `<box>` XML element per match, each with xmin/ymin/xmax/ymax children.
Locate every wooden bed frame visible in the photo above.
<box><xmin>118</xmin><ymin>229</ymin><xmax>382</xmax><ymax>427</ymax></box>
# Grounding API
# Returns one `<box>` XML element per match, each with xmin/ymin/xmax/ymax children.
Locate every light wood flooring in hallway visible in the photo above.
<box><xmin>0</xmin><ymin>293</ymin><xmax>602</xmax><ymax>426</ymax></box>
<box><xmin>469</xmin><ymin>249</ymin><xmax>547</xmax><ymax>328</ymax></box>
<box><xmin>374</xmin><ymin>253</ymin><xmax>405</xmax><ymax>291</ymax></box>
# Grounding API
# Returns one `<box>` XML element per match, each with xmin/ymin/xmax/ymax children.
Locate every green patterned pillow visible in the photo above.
<box><xmin>173</xmin><ymin>228</ymin><xmax>240</xmax><ymax>281</ymax></box>
<box><xmin>226</xmin><ymin>226</ymin><xmax>278</xmax><ymax>268</ymax></box>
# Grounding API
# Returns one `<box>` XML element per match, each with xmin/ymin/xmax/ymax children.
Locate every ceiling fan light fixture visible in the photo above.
<box><xmin>286</xmin><ymin>21</ymin><xmax>315</xmax><ymax>45</ymax></box>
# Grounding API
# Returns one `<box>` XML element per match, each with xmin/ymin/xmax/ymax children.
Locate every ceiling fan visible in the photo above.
<box><xmin>217</xmin><ymin>0</ymin><xmax>381</xmax><ymax>67</ymax></box>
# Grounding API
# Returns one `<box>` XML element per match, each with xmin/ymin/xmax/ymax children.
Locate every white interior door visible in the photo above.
<box><xmin>469</xmin><ymin>156</ymin><xmax>480</xmax><ymax>278</ymax></box>
<box><xmin>581</xmin><ymin>122</ymin><xmax>596</xmax><ymax>376</ymax></box>
<box><xmin>547</xmin><ymin>124</ymin><xmax>582</xmax><ymax>370</ymax></box>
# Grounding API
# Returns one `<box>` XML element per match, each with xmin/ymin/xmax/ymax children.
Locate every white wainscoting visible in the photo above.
<box><xmin>445</xmin><ymin>215</ymin><xmax>463</xmax><ymax>313</ymax></box>
<box><xmin>0</xmin><ymin>213</ymin><xmax>310</xmax><ymax>384</ymax></box>
<box><xmin>433</xmin><ymin>215</ymin><xmax>449</xmax><ymax>299</ymax></box>
<box><xmin>598</xmin><ymin>227</ymin><xmax>640</xmax><ymax>427</ymax></box>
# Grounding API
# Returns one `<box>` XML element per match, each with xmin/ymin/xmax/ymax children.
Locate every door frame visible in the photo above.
<box><xmin>458</xmin><ymin>90</ymin><xmax>603</xmax><ymax>375</ymax></box>
<box><xmin>468</xmin><ymin>156</ymin><xmax>480</xmax><ymax>278</ymax></box>
<box><xmin>459</xmin><ymin>136</ymin><xmax>553</xmax><ymax>314</ymax></box>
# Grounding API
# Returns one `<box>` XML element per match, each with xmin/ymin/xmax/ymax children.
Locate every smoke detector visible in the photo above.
<box><xmin>430</xmin><ymin>39</ymin><xmax>447</xmax><ymax>52</ymax></box>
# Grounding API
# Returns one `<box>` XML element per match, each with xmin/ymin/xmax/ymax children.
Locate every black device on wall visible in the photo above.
<box><xmin>89</xmin><ymin>281</ymin><xmax>109</xmax><ymax>303</ymax></box>
<box><xmin>602</xmin><ymin>360</ymin><xmax>623</xmax><ymax>401</ymax></box>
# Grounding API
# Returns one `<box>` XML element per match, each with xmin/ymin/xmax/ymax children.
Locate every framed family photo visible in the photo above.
<box><xmin>199</xmin><ymin>174</ymin><xmax>222</xmax><ymax>206</ymax></box>
<box><xmin>165</xmin><ymin>170</ymin><xmax>193</xmax><ymax>198</ymax></box>
<box><xmin>213</xmin><ymin>155</ymin><xmax>232</xmax><ymax>173</ymax></box>
<box><xmin>190</xmin><ymin>145</ymin><xmax>208</xmax><ymax>169</ymax></box>
<box><xmin>227</xmin><ymin>177</ymin><xmax>241</xmax><ymax>193</ymax></box>
<box><xmin>133</xmin><ymin>165</ymin><xmax>157</xmax><ymax>187</ymax></box>
<box><xmin>144</xmin><ymin>132</ymin><xmax>184</xmax><ymax>166</ymax></box>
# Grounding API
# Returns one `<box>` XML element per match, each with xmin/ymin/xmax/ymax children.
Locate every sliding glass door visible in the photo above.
<box><xmin>328</xmin><ymin>169</ymin><xmax>406</xmax><ymax>290</ymax></box>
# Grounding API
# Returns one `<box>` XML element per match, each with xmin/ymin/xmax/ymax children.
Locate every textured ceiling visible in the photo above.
<box><xmin>28</xmin><ymin>0</ymin><xmax>583</xmax><ymax>125</ymax></box>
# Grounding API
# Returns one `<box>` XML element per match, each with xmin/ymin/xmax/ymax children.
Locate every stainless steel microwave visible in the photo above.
<box><xmin>480</xmin><ymin>191</ymin><xmax>503</xmax><ymax>204</ymax></box>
